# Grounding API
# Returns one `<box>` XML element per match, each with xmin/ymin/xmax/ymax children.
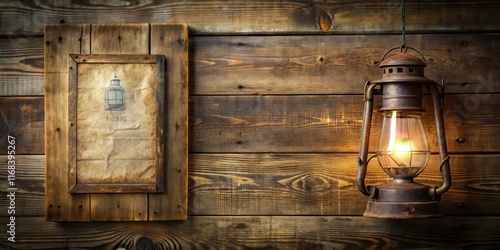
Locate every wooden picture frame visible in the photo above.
<box><xmin>68</xmin><ymin>54</ymin><xmax>165</xmax><ymax>193</ymax></box>
<box><xmin>46</xmin><ymin>23</ymin><xmax>188</xmax><ymax>221</ymax></box>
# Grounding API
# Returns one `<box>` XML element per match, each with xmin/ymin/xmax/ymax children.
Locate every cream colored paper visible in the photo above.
<box><xmin>76</xmin><ymin>63</ymin><xmax>156</xmax><ymax>184</ymax></box>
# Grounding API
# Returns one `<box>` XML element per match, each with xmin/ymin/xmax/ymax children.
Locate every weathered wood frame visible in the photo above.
<box><xmin>45</xmin><ymin>23</ymin><xmax>189</xmax><ymax>221</ymax></box>
<box><xmin>68</xmin><ymin>54</ymin><xmax>166</xmax><ymax>194</ymax></box>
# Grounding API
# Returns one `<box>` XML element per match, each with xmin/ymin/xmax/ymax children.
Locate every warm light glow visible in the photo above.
<box><xmin>377</xmin><ymin>111</ymin><xmax>430</xmax><ymax>178</ymax></box>
<box><xmin>387</xmin><ymin>110</ymin><xmax>412</xmax><ymax>155</ymax></box>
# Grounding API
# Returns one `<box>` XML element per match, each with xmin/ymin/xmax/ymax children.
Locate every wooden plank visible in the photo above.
<box><xmin>88</xmin><ymin>23</ymin><xmax>150</xmax><ymax>221</ymax></box>
<box><xmin>90</xmin><ymin>194</ymin><xmax>148</xmax><ymax>221</ymax></box>
<box><xmin>2</xmin><ymin>92</ymin><xmax>500</xmax><ymax>155</ymax></box>
<box><xmin>0</xmin><ymin>75</ymin><xmax>44</xmax><ymax>96</ymax></box>
<box><xmin>1</xmin><ymin>0</ymin><xmax>500</xmax><ymax>36</ymax></box>
<box><xmin>190</xmin><ymin>154</ymin><xmax>500</xmax><ymax>216</ymax></box>
<box><xmin>2</xmin><ymin>154</ymin><xmax>499</xmax><ymax>216</ymax></box>
<box><xmin>0</xmin><ymin>97</ymin><xmax>44</xmax><ymax>155</ymax></box>
<box><xmin>44</xmin><ymin>24</ymin><xmax>90</xmax><ymax>221</ymax></box>
<box><xmin>0</xmin><ymin>156</ymin><xmax>44</xmax><ymax>217</ymax></box>
<box><xmin>423</xmin><ymin>154</ymin><xmax>500</xmax><ymax>216</ymax></box>
<box><xmin>90</xmin><ymin>23</ymin><xmax>149</xmax><ymax>54</ymax></box>
<box><xmin>190</xmin><ymin>94</ymin><xmax>500</xmax><ymax>153</ymax></box>
<box><xmin>44</xmin><ymin>24</ymin><xmax>84</xmax><ymax>73</ymax></box>
<box><xmin>0</xmin><ymin>216</ymin><xmax>499</xmax><ymax>249</ymax></box>
<box><xmin>149</xmin><ymin>23</ymin><xmax>189</xmax><ymax>220</ymax></box>
<box><xmin>0</xmin><ymin>37</ymin><xmax>43</xmax><ymax>96</ymax></box>
<box><xmin>2</xmin><ymin>33</ymin><xmax>499</xmax><ymax>96</ymax></box>
<box><xmin>190</xmin><ymin>34</ymin><xmax>500</xmax><ymax>95</ymax></box>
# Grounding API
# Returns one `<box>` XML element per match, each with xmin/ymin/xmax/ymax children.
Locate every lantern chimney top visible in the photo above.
<box><xmin>372</xmin><ymin>48</ymin><xmax>435</xmax><ymax>85</ymax></box>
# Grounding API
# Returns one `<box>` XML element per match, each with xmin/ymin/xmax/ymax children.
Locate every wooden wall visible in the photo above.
<box><xmin>0</xmin><ymin>0</ymin><xmax>499</xmax><ymax>249</ymax></box>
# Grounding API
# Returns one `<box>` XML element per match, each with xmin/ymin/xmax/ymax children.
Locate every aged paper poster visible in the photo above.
<box><xmin>76</xmin><ymin>63</ymin><xmax>156</xmax><ymax>185</ymax></box>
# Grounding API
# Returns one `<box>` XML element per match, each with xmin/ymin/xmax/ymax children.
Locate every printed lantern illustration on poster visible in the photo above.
<box><xmin>104</xmin><ymin>75</ymin><xmax>126</xmax><ymax>111</ymax></box>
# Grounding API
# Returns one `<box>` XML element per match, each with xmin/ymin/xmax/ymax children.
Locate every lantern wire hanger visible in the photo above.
<box><xmin>401</xmin><ymin>0</ymin><xmax>406</xmax><ymax>49</ymax></box>
<box><xmin>381</xmin><ymin>0</ymin><xmax>426</xmax><ymax>66</ymax></box>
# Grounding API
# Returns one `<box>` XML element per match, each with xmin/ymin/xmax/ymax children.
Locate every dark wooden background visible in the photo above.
<box><xmin>0</xmin><ymin>0</ymin><xmax>499</xmax><ymax>249</ymax></box>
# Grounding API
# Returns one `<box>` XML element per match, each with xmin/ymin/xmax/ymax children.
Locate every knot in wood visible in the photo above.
<box><xmin>318</xmin><ymin>11</ymin><xmax>333</xmax><ymax>32</ymax></box>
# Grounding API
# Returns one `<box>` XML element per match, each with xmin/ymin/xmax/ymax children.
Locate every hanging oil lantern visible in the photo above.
<box><xmin>355</xmin><ymin>0</ymin><xmax>451</xmax><ymax>219</ymax></box>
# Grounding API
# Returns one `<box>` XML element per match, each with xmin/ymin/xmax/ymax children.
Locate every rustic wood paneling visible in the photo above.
<box><xmin>44</xmin><ymin>23</ymin><xmax>189</xmax><ymax>221</ymax></box>
<box><xmin>90</xmin><ymin>194</ymin><xmax>148</xmax><ymax>221</ymax></box>
<box><xmin>44</xmin><ymin>24</ymin><xmax>91</xmax><ymax>221</ymax></box>
<box><xmin>2</xmin><ymin>93</ymin><xmax>499</xmax><ymax>155</ymax></box>
<box><xmin>86</xmin><ymin>23</ymin><xmax>151</xmax><ymax>222</ymax></box>
<box><xmin>90</xmin><ymin>23</ymin><xmax>149</xmax><ymax>54</ymax></box>
<box><xmin>190</xmin><ymin>94</ymin><xmax>500</xmax><ymax>153</ymax></box>
<box><xmin>0</xmin><ymin>216</ymin><xmax>499</xmax><ymax>249</ymax></box>
<box><xmin>1</xmin><ymin>0</ymin><xmax>500</xmax><ymax>36</ymax></box>
<box><xmin>0</xmin><ymin>155</ymin><xmax>44</xmax><ymax>217</ymax></box>
<box><xmin>2</xmin><ymin>34</ymin><xmax>499</xmax><ymax>96</ymax></box>
<box><xmin>2</xmin><ymin>154</ymin><xmax>498</xmax><ymax>217</ymax></box>
<box><xmin>0</xmin><ymin>37</ymin><xmax>44</xmax><ymax>96</ymax></box>
<box><xmin>0</xmin><ymin>97</ymin><xmax>44</xmax><ymax>155</ymax></box>
<box><xmin>1</xmin><ymin>0</ymin><xmax>499</xmax><ymax>248</ymax></box>
<box><xmin>149</xmin><ymin>23</ymin><xmax>189</xmax><ymax>221</ymax></box>
<box><xmin>190</xmin><ymin>154</ymin><xmax>500</xmax><ymax>216</ymax></box>
<box><xmin>190</xmin><ymin>34</ymin><xmax>500</xmax><ymax>95</ymax></box>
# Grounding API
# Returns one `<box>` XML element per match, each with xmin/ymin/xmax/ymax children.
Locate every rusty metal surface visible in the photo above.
<box><xmin>357</xmin><ymin>49</ymin><xmax>451</xmax><ymax>219</ymax></box>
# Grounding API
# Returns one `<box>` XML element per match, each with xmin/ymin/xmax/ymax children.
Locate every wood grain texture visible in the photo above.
<box><xmin>0</xmin><ymin>155</ymin><xmax>44</xmax><ymax>217</ymax></box>
<box><xmin>3</xmin><ymin>93</ymin><xmax>500</xmax><ymax>155</ymax></box>
<box><xmin>44</xmin><ymin>24</ymin><xmax>91</xmax><ymax>221</ymax></box>
<box><xmin>0</xmin><ymin>216</ymin><xmax>499</xmax><ymax>249</ymax></box>
<box><xmin>1</xmin><ymin>0</ymin><xmax>500</xmax><ymax>36</ymax></box>
<box><xmin>90</xmin><ymin>23</ymin><xmax>149</xmax><ymax>54</ymax></box>
<box><xmin>87</xmin><ymin>23</ymin><xmax>150</xmax><ymax>221</ymax></box>
<box><xmin>191</xmin><ymin>154</ymin><xmax>500</xmax><ymax>216</ymax></box>
<box><xmin>90</xmin><ymin>194</ymin><xmax>148</xmax><ymax>221</ymax></box>
<box><xmin>2</xmin><ymin>34</ymin><xmax>499</xmax><ymax>96</ymax></box>
<box><xmin>149</xmin><ymin>23</ymin><xmax>189</xmax><ymax>220</ymax></box>
<box><xmin>44</xmin><ymin>23</ymin><xmax>188</xmax><ymax>221</ymax></box>
<box><xmin>1</xmin><ymin>1</ymin><xmax>497</xmax><ymax>248</ymax></box>
<box><xmin>189</xmin><ymin>94</ymin><xmax>500</xmax><ymax>153</ymax></box>
<box><xmin>0</xmin><ymin>37</ymin><xmax>43</xmax><ymax>96</ymax></box>
<box><xmin>0</xmin><ymin>97</ymin><xmax>44</xmax><ymax>154</ymax></box>
<box><xmin>2</xmin><ymin>154</ymin><xmax>499</xmax><ymax>216</ymax></box>
<box><xmin>190</xmin><ymin>34</ymin><xmax>500</xmax><ymax>95</ymax></box>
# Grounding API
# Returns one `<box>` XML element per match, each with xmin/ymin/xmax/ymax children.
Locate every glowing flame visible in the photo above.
<box><xmin>387</xmin><ymin>111</ymin><xmax>412</xmax><ymax>155</ymax></box>
<box><xmin>387</xmin><ymin>111</ymin><xmax>411</xmax><ymax>165</ymax></box>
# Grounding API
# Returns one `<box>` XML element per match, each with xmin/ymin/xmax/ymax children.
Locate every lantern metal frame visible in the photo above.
<box><xmin>356</xmin><ymin>46</ymin><xmax>452</xmax><ymax>219</ymax></box>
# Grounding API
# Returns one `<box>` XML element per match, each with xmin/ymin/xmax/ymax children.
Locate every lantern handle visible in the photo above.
<box><xmin>438</xmin><ymin>79</ymin><xmax>445</xmax><ymax>110</ymax></box>
<box><xmin>357</xmin><ymin>81</ymin><xmax>379</xmax><ymax>197</ymax></box>
<box><xmin>426</xmin><ymin>83</ymin><xmax>452</xmax><ymax>200</ymax></box>
<box><xmin>380</xmin><ymin>46</ymin><xmax>428</xmax><ymax>66</ymax></box>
